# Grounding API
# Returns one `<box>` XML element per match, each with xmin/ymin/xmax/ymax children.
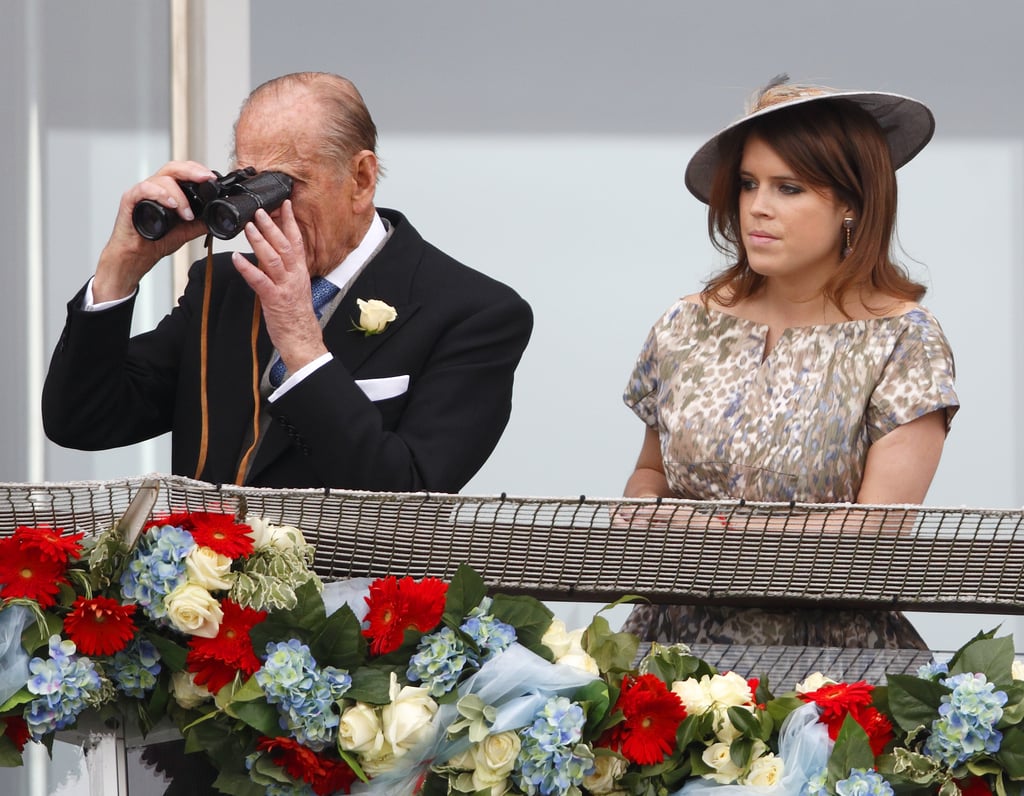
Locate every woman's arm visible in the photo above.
<box><xmin>624</xmin><ymin>426</ymin><xmax>674</xmax><ymax>498</ymax></box>
<box><xmin>857</xmin><ymin>409</ymin><xmax>948</xmax><ymax>504</ymax></box>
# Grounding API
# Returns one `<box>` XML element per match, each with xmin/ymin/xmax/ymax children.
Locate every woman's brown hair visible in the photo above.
<box><xmin>702</xmin><ymin>97</ymin><xmax>925</xmax><ymax>312</ymax></box>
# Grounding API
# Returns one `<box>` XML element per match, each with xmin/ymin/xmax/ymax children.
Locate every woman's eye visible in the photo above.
<box><xmin>779</xmin><ymin>183</ymin><xmax>803</xmax><ymax>195</ymax></box>
<box><xmin>739</xmin><ymin>178</ymin><xmax>757</xmax><ymax>191</ymax></box>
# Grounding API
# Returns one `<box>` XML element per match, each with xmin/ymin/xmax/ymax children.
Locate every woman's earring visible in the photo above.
<box><xmin>842</xmin><ymin>217</ymin><xmax>856</xmax><ymax>259</ymax></box>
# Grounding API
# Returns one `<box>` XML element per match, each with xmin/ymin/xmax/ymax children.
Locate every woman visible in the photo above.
<box><xmin>620</xmin><ymin>77</ymin><xmax>958</xmax><ymax>648</ymax></box>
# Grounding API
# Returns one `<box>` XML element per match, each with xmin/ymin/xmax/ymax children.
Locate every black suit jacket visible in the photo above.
<box><xmin>42</xmin><ymin>209</ymin><xmax>533</xmax><ymax>491</ymax></box>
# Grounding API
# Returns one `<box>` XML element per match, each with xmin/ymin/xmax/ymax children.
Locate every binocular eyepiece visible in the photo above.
<box><xmin>132</xmin><ymin>167</ymin><xmax>294</xmax><ymax>241</ymax></box>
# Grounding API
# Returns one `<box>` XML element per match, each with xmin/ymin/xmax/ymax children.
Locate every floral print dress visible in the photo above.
<box><xmin>621</xmin><ymin>300</ymin><xmax>959</xmax><ymax>648</ymax></box>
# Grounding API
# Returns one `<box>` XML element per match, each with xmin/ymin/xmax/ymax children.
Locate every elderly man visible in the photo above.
<box><xmin>42</xmin><ymin>72</ymin><xmax>533</xmax><ymax>492</ymax></box>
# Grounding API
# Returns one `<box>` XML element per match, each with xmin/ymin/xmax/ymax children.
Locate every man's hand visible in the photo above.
<box><xmin>92</xmin><ymin>161</ymin><xmax>216</xmax><ymax>303</ymax></box>
<box><xmin>232</xmin><ymin>201</ymin><xmax>328</xmax><ymax>377</ymax></box>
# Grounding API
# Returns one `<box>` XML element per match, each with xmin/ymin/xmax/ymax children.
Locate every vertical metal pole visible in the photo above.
<box><xmin>25</xmin><ymin>6</ymin><xmax>46</xmax><ymax>794</ymax></box>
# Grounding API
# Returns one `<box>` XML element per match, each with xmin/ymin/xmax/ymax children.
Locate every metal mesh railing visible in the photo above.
<box><xmin>1</xmin><ymin>474</ymin><xmax>1020</xmax><ymax>684</ymax></box>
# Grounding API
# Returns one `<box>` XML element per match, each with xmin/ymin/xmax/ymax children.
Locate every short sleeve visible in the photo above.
<box><xmin>623</xmin><ymin>324</ymin><xmax>661</xmax><ymax>428</ymax></box>
<box><xmin>866</xmin><ymin>309</ymin><xmax>959</xmax><ymax>442</ymax></box>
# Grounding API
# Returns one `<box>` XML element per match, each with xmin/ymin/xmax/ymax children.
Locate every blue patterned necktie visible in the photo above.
<box><xmin>268</xmin><ymin>276</ymin><xmax>341</xmax><ymax>387</ymax></box>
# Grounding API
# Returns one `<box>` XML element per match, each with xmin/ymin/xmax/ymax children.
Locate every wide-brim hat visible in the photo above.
<box><xmin>684</xmin><ymin>79</ymin><xmax>935</xmax><ymax>203</ymax></box>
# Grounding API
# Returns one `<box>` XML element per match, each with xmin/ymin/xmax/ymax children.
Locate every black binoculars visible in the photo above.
<box><xmin>132</xmin><ymin>167</ymin><xmax>294</xmax><ymax>241</ymax></box>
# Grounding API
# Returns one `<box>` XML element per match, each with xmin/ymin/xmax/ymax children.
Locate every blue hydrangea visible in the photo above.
<box><xmin>923</xmin><ymin>672</ymin><xmax>1007</xmax><ymax>767</ymax></box>
<box><xmin>804</xmin><ymin>766</ymin><xmax>829</xmax><ymax>796</ymax></box>
<box><xmin>514</xmin><ymin>696</ymin><xmax>594</xmax><ymax>795</ymax></box>
<box><xmin>264</xmin><ymin>783</ymin><xmax>316</xmax><ymax>796</ymax></box>
<box><xmin>255</xmin><ymin>639</ymin><xmax>351</xmax><ymax>750</ymax></box>
<box><xmin>24</xmin><ymin>636</ymin><xmax>103</xmax><ymax>738</ymax></box>
<box><xmin>109</xmin><ymin>638</ymin><xmax>162</xmax><ymax>698</ymax></box>
<box><xmin>835</xmin><ymin>769</ymin><xmax>894</xmax><ymax>796</ymax></box>
<box><xmin>119</xmin><ymin>525</ymin><xmax>195</xmax><ymax>621</ymax></box>
<box><xmin>407</xmin><ymin>626</ymin><xmax>474</xmax><ymax>697</ymax></box>
<box><xmin>460</xmin><ymin>598</ymin><xmax>517</xmax><ymax>663</ymax></box>
<box><xmin>917</xmin><ymin>661</ymin><xmax>950</xmax><ymax>681</ymax></box>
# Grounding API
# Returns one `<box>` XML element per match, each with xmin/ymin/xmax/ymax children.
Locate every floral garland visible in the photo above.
<box><xmin>0</xmin><ymin>514</ymin><xmax>1023</xmax><ymax>796</ymax></box>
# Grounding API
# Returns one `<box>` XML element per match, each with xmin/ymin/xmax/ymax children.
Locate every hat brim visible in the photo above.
<box><xmin>684</xmin><ymin>90</ymin><xmax>935</xmax><ymax>204</ymax></box>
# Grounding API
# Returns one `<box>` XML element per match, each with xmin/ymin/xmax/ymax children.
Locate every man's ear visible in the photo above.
<box><xmin>350</xmin><ymin>150</ymin><xmax>378</xmax><ymax>210</ymax></box>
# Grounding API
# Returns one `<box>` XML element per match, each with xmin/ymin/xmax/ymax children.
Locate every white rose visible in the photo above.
<box><xmin>1013</xmin><ymin>660</ymin><xmax>1024</xmax><ymax>681</ymax></box>
<box><xmin>382</xmin><ymin>673</ymin><xmax>439</xmax><ymax>756</ymax></box>
<box><xmin>165</xmin><ymin>582</ymin><xmax>223</xmax><ymax>637</ymax></box>
<box><xmin>702</xmin><ymin>742</ymin><xmax>743</xmax><ymax>784</ymax></box>
<box><xmin>583</xmin><ymin>754</ymin><xmax>629</xmax><ymax>795</ymax></box>
<box><xmin>170</xmin><ymin>671</ymin><xmax>212</xmax><ymax>709</ymax></box>
<box><xmin>744</xmin><ymin>753</ymin><xmax>785</xmax><ymax>787</ymax></box>
<box><xmin>708</xmin><ymin>672</ymin><xmax>753</xmax><ymax>707</ymax></box>
<box><xmin>185</xmin><ymin>546</ymin><xmax>234</xmax><ymax>591</ymax></box>
<box><xmin>712</xmin><ymin>706</ymin><xmax>744</xmax><ymax>743</ymax></box>
<box><xmin>338</xmin><ymin>703</ymin><xmax>384</xmax><ymax>755</ymax></box>
<box><xmin>245</xmin><ymin>516</ymin><xmax>302</xmax><ymax>552</ymax></box>
<box><xmin>359</xmin><ymin>746</ymin><xmax>398</xmax><ymax>777</ymax></box>
<box><xmin>796</xmin><ymin>672</ymin><xmax>838</xmax><ymax>694</ymax></box>
<box><xmin>558</xmin><ymin>648</ymin><xmax>601</xmax><ymax>676</ymax></box>
<box><xmin>542</xmin><ymin>619</ymin><xmax>573</xmax><ymax>658</ymax></box>
<box><xmin>356</xmin><ymin>299</ymin><xmax>397</xmax><ymax>333</ymax></box>
<box><xmin>471</xmin><ymin>732</ymin><xmax>520</xmax><ymax>787</ymax></box>
<box><xmin>446</xmin><ymin>747</ymin><xmax>477</xmax><ymax>771</ymax></box>
<box><xmin>672</xmin><ymin>676</ymin><xmax>714</xmax><ymax>715</ymax></box>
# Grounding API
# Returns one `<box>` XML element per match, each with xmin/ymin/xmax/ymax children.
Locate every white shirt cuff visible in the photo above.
<box><xmin>268</xmin><ymin>352</ymin><xmax>334</xmax><ymax>401</ymax></box>
<box><xmin>83</xmin><ymin>276</ymin><xmax>136</xmax><ymax>311</ymax></box>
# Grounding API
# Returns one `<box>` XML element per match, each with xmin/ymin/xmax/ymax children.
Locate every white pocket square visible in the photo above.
<box><xmin>355</xmin><ymin>374</ymin><xmax>409</xmax><ymax>402</ymax></box>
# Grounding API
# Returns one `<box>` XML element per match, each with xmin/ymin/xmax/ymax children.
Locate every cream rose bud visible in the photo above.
<box><xmin>338</xmin><ymin>703</ymin><xmax>384</xmax><ymax>754</ymax></box>
<box><xmin>672</xmin><ymin>676</ymin><xmax>714</xmax><ymax>715</ymax></box>
<box><xmin>708</xmin><ymin>671</ymin><xmax>754</xmax><ymax>707</ymax></box>
<box><xmin>165</xmin><ymin>583</ymin><xmax>224</xmax><ymax>637</ymax></box>
<box><xmin>382</xmin><ymin>674</ymin><xmax>439</xmax><ymax>756</ymax></box>
<box><xmin>185</xmin><ymin>546</ymin><xmax>234</xmax><ymax>591</ymax></box>
<box><xmin>702</xmin><ymin>742</ymin><xmax>743</xmax><ymax>784</ymax></box>
<box><xmin>744</xmin><ymin>753</ymin><xmax>785</xmax><ymax>787</ymax></box>
<box><xmin>357</xmin><ymin>299</ymin><xmax>397</xmax><ymax>333</ymax></box>
<box><xmin>558</xmin><ymin>648</ymin><xmax>601</xmax><ymax>676</ymax></box>
<box><xmin>583</xmin><ymin>754</ymin><xmax>629</xmax><ymax>795</ymax></box>
<box><xmin>542</xmin><ymin>619</ymin><xmax>573</xmax><ymax>659</ymax></box>
<box><xmin>472</xmin><ymin>732</ymin><xmax>521</xmax><ymax>786</ymax></box>
<box><xmin>1013</xmin><ymin>660</ymin><xmax>1024</xmax><ymax>681</ymax></box>
<box><xmin>446</xmin><ymin>747</ymin><xmax>477</xmax><ymax>771</ymax></box>
<box><xmin>170</xmin><ymin>671</ymin><xmax>212</xmax><ymax>709</ymax></box>
<box><xmin>245</xmin><ymin>516</ymin><xmax>302</xmax><ymax>552</ymax></box>
<box><xmin>796</xmin><ymin>672</ymin><xmax>838</xmax><ymax>694</ymax></box>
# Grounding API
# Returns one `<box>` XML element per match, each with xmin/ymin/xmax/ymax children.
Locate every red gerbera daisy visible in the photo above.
<box><xmin>800</xmin><ymin>680</ymin><xmax>890</xmax><ymax>750</ymax></box>
<box><xmin>144</xmin><ymin>512</ymin><xmax>254</xmax><ymax>559</ymax></box>
<box><xmin>2</xmin><ymin>716</ymin><xmax>30</xmax><ymax>751</ymax></box>
<box><xmin>257</xmin><ymin>736</ymin><xmax>357</xmax><ymax>795</ymax></box>
<box><xmin>601</xmin><ymin>673</ymin><xmax>687</xmax><ymax>765</ymax></box>
<box><xmin>0</xmin><ymin>538</ymin><xmax>71</xmax><ymax>609</ymax></box>
<box><xmin>187</xmin><ymin>599</ymin><xmax>266</xmax><ymax>692</ymax></box>
<box><xmin>362</xmin><ymin>575</ymin><xmax>447</xmax><ymax>656</ymax></box>
<box><xmin>64</xmin><ymin>595</ymin><xmax>137</xmax><ymax>656</ymax></box>
<box><xmin>12</xmin><ymin>525</ymin><xmax>85</xmax><ymax>563</ymax></box>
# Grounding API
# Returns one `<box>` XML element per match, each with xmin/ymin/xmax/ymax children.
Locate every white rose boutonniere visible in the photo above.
<box><xmin>354</xmin><ymin>298</ymin><xmax>397</xmax><ymax>336</ymax></box>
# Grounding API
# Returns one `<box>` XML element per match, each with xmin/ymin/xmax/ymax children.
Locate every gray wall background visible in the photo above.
<box><xmin>3</xmin><ymin>2</ymin><xmax>1024</xmax><ymax>791</ymax></box>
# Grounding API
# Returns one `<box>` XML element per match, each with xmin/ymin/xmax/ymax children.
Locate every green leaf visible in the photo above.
<box><xmin>726</xmin><ymin>706</ymin><xmax>763</xmax><ymax>739</ymax></box>
<box><xmin>951</xmin><ymin>636</ymin><xmax>1015</xmax><ymax>683</ymax></box>
<box><xmin>766</xmin><ymin>695</ymin><xmax>805</xmax><ymax>726</ymax></box>
<box><xmin>310</xmin><ymin>602</ymin><xmax>366</xmax><ymax>671</ymax></box>
<box><xmin>887</xmin><ymin>673</ymin><xmax>948</xmax><ymax>732</ymax></box>
<box><xmin>443</xmin><ymin>565</ymin><xmax>487</xmax><ymax>627</ymax></box>
<box><xmin>231</xmin><ymin>698</ymin><xmax>282</xmax><ymax>737</ymax></box>
<box><xmin>730</xmin><ymin>736</ymin><xmax>754</xmax><ymax>769</ymax></box>
<box><xmin>828</xmin><ymin>714</ymin><xmax>876</xmax><ymax>785</ymax></box>
<box><xmin>145</xmin><ymin>631</ymin><xmax>188</xmax><ymax>672</ymax></box>
<box><xmin>249</xmin><ymin>579</ymin><xmax>326</xmax><ymax>651</ymax></box>
<box><xmin>996</xmin><ymin>725</ymin><xmax>1024</xmax><ymax>778</ymax></box>
<box><xmin>0</xmin><ymin>734</ymin><xmax>25</xmax><ymax>767</ymax></box>
<box><xmin>490</xmin><ymin>594</ymin><xmax>553</xmax><ymax>653</ymax></box>
<box><xmin>210</xmin><ymin>771</ymin><xmax>266</xmax><ymax>796</ymax></box>
<box><xmin>21</xmin><ymin>611</ymin><xmax>63</xmax><ymax>655</ymax></box>
<box><xmin>585</xmin><ymin>614</ymin><xmax>639</xmax><ymax>674</ymax></box>
<box><xmin>347</xmin><ymin>665</ymin><xmax>395</xmax><ymax>704</ymax></box>
<box><xmin>574</xmin><ymin>679</ymin><xmax>611</xmax><ymax>736</ymax></box>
